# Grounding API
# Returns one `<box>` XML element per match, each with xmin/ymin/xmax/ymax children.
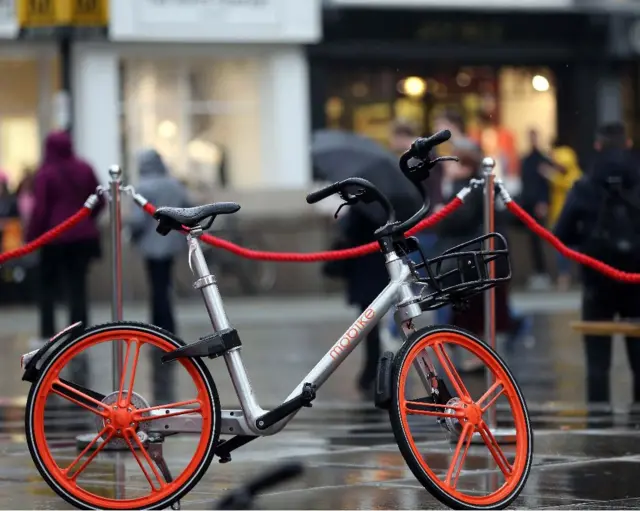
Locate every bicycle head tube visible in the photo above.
<box><xmin>385</xmin><ymin>252</ymin><xmax>423</xmax><ymax>324</ymax></box>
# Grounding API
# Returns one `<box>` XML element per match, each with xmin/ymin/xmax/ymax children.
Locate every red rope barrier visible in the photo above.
<box><xmin>506</xmin><ymin>200</ymin><xmax>640</xmax><ymax>283</ymax></box>
<box><xmin>141</xmin><ymin>197</ymin><xmax>463</xmax><ymax>262</ymax></box>
<box><xmin>0</xmin><ymin>206</ymin><xmax>92</xmax><ymax>265</ymax></box>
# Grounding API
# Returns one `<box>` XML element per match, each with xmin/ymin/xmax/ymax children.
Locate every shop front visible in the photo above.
<box><xmin>73</xmin><ymin>0</ymin><xmax>321</xmax><ymax>190</ymax></box>
<box><xmin>309</xmin><ymin>6</ymin><xmax>614</xmax><ymax>174</ymax></box>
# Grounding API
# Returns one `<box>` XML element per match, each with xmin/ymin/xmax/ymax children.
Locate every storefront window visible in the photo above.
<box><xmin>121</xmin><ymin>58</ymin><xmax>262</xmax><ymax>191</ymax></box>
<box><xmin>0</xmin><ymin>55</ymin><xmax>58</xmax><ymax>190</ymax></box>
<box><xmin>323</xmin><ymin>64</ymin><xmax>557</xmax><ymax>192</ymax></box>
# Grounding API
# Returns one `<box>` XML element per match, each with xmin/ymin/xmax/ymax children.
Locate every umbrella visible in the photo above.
<box><xmin>311</xmin><ymin>130</ymin><xmax>423</xmax><ymax>224</ymax></box>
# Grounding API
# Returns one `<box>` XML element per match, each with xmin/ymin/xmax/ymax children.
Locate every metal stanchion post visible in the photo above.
<box><xmin>109</xmin><ymin>165</ymin><xmax>124</xmax><ymax>378</ymax></box>
<box><xmin>471</xmin><ymin>157</ymin><xmax>516</xmax><ymax>445</ymax></box>
<box><xmin>76</xmin><ymin>166</ymin><xmax>131</xmax><ymax>459</ymax></box>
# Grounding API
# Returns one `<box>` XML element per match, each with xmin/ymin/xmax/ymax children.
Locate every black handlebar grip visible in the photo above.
<box><xmin>306</xmin><ymin>181</ymin><xmax>343</xmax><ymax>204</ymax></box>
<box><xmin>412</xmin><ymin>129</ymin><xmax>452</xmax><ymax>159</ymax></box>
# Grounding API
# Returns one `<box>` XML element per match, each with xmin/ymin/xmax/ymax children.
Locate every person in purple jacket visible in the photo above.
<box><xmin>27</xmin><ymin>131</ymin><xmax>104</xmax><ymax>347</ymax></box>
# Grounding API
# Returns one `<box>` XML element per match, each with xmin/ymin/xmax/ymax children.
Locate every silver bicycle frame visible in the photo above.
<box><xmin>149</xmin><ymin>230</ymin><xmax>424</xmax><ymax>437</ymax></box>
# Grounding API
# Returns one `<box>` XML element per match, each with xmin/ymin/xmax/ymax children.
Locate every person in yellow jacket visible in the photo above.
<box><xmin>540</xmin><ymin>143</ymin><xmax>583</xmax><ymax>290</ymax></box>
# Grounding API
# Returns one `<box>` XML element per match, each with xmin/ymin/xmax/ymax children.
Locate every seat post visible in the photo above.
<box><xmin>186</xmin><ymin>226</ymin><xmax>232</xmax><ymax>332</ymax></box>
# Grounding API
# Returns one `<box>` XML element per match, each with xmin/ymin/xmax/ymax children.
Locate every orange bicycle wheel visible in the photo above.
<box><xmin>25</xmin><ymin>322</ymin><xmax>220</xmax><ymax>510</ymax></box>
<box><xmin>389</xmin><ymin>325</ymin><xmax>533</xmax><ymax>510</ymax></box>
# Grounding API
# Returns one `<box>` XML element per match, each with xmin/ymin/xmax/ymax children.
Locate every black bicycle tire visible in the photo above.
<box><xmin>25</xmin><ymin>321</ymin><xmax>222</xmax><ymax>511</ymax></box>
<box><xmin>388</xmin><ymin>324</ymin><xmax>533</xmax><ymax>510</ymax></box>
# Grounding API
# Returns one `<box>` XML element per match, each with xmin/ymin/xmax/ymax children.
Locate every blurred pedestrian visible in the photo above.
<box><xmin>27</xmin><ymin>131</ymin><xmax>104</xmax><ymax>351</ymax></box>
<box><xmin>520</xmin><ymin>129</ymin><xmax>552</xmax><ymax>290</ymax></box>
<box><xmin>540</xmin><ymin>140</ymin><xmax>582</xmax><ymax>290</ymax></box>
<box><xmin>554</xmin><ymin>122</ymin><xmax>640</xmax><ymax>405</ymax></box>
<box><xmin>336</xmin><ymin>204</ymin><xmax>387</xmax><ymax>398</ymax></box>
<box><xmin>382</xmin><ymin>119</ymin><xmax>444</xmax><ymax>346</ymax></box>
<box><xmin>433</xmin><ymin>138</ymin><xmax>514</xmax><ymax>372</ymax></box>
<box><xmin>127</xmin><ymin>148</ymin><xmax>192</xmax><ymax>403</ymax></box>
<box><xmin>432</xmin><ymin>110</ymin><xmax>531</xmax><ymax>348</ymax></box>
<box><xmin>16</xmin><ymin>168</ymin><xmax>36</xmax><ymax>229</ymax></box>
<box><xmin>0</xmin><ymin>170</ymin><xmax>18</xmax><ymax>248</ymax></box>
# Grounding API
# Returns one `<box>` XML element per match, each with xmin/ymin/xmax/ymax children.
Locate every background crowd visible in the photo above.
<box><xmin>1</xmin><ymin>110</ymin><xmax>640</xmax><ymax>406</ymax></box>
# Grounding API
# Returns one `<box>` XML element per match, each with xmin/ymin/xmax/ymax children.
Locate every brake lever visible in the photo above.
<box><xmin>334</xmin><ymin>202</ymin><xmax>351</xmax><ymax>219</ymax></box>
<box><xmin>333</xmin><ymin>188</ymin><xmax>375</xmax><ymax>219</ymax></box>
<box><xmin>428</xmin><ymin>156</ymin><xmax>459</xmax><ymax>166</ymax></box>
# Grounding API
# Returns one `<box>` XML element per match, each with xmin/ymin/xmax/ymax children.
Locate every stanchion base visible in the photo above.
<box><xmin>75</xmin><ymin>433</ymin><xmax>139</xmax><ymax>451</ymax></box>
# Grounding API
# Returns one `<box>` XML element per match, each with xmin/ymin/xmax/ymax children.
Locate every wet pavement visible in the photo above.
<box><xmin>3</xmin><ymin>292</ymin><xmax>640</xmax><ymax>509</ymax></box>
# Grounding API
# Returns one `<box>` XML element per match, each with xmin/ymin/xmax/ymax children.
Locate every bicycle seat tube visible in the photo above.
<box><xmin>186</xmin><ymin>227</ymin><xmax>269</xmax><ymax>433</ymax></box>
<box><xmin>186</xmin><ymin>227</ymin><xmax>231</xmax><ymax>332</ymax></box>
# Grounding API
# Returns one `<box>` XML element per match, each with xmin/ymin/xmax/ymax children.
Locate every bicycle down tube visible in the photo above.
<box><xmin>146</xmin><ymin>237</ymin><xmax>416</xmax><ymax>438</ymax></box>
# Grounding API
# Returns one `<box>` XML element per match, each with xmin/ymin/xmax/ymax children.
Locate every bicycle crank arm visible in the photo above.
<box><xmin>147</xmin><ymin>409</ymin><xmax>254</xmax><ymax>436</ymax></box>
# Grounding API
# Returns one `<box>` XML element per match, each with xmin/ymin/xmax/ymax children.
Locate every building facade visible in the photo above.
<box><xmin>3</xmin><ymin>0</ymin><xmax>640</xmax><ymax>194</ymax></box>
<box><xmin>313</xmin><ymin>0</ymin><xmax>640</xmax><ymax>172</ymax></box>
<box><xmin>0</xmin><ymin>0</ymin><xmax>321</xmax><ymax>192</ymax></box>
<box><xmin>79</xmin><ymin>0</ymin><xmax>320</xmax><ymax>190</ymax></box>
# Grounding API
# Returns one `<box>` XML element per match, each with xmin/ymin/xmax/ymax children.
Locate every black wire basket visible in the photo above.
<box><xmin>404</xmin><ymin>233</ymin><xmax>511</xmax><ymax>311</ymax></box>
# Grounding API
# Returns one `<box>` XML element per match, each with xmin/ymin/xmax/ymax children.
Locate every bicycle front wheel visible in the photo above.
<box><xmin>389</xmin><ymin>325</ymin><xmax>533</xmax><ymax>510</ymax></box>
<box><xmin>25</xmin><ymin>322</ymin><xmax>221</xmax><ymax>510</ymax></box>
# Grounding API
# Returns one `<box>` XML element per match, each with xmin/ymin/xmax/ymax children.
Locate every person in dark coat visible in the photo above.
<box><xmin>432</xmin><ymin>139</ymin><xmax>512</xmax><ymax>371</ymax></box>
<box><xmin>553</xmin><ymin>122</ymin><xmax>640</xmax><ymax>405</ymax></box>
<box><xmin>27</xmin><ymin>131</ymin><xmax>104</xmax><ymax>346</ymax></box>
<box><xmin>337</xmin><ymin>206</ymin><xmax>388</xmax><ymax>396</ymax></box>
<box><xmin>520</xmin><ymin>129</ymin><xmax>552</xmax><ymax>289</ymax></box>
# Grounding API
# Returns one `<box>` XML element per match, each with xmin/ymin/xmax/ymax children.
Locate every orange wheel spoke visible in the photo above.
<box><xmin>66</xmin><ymin>428</ymin><xmax>114</xmax><ymax>480</ymax></box>
<box><xmin>445</xmin><ymin>423</ymin><xmax>474</xmax><ymax>488</ymax></box>
<box><xmin>51</xmin><ymin>379</ymin><xmax>108</xmax><ymax>417</ymax></box>
<box><xmin>136</xmin><ymin>400</ymin><xmax>202</xmax><ymax>422</ymax></box>
<box><xmin>478</xmin><ymin>421</ymin><xmax>513</xmax><ymax>478</ymax></box>
<box><xmin>124</xmin><ymin>431</ymin><xmax>166</xmax><ymax>491</ymax></box>
<box><xmin>478</xmin><ymin>380</ymin><xmax>505</xmax><ymax>412</ymax></box>
<box><xmin>432</xmin><ymin>342</ymin><xmax>471</xmax><ymax>400</ymax></box>
<box><xmin>404</xmin><ymin>399</ymin><xmax>462</xmax><ymax>419</ymax></box>
<box><xmin>118</xmin><ymin>339</ymin><xmax>142</xmax><ymax>407</ymax></box>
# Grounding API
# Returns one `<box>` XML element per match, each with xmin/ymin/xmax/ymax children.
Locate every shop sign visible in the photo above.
<box><xmin>109</xmin><ymin>0</ymin><xmax>321</xmax><ymax>43</ymax></box>
<box><xmin>0</xmin><ymin>0</ymin><xmax>18</xmax><ymax>38</ymax></box>
<box><xmin>17</xmin><ymin>0</ymin><xmax>109</xmax><ymax>36</ymax></box>
<box><xmin>18</xmin><ymin>0</ymin><xmax>108</xmax><ymax>27</ymax></box>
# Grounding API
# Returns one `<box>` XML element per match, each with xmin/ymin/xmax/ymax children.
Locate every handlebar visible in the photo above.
<box><xmin>308</xmin><ymin>129</ymin><xmax>457</xmax><ymax>240</ymax></box>
<box><xmin>306</xmin><ymin>181</ymin><xmax>345</xmax><ymax>205</ymax></box>
<box><xmin>306</xmin><ymin>177</ymin><xmax>396</xmax><ymax>223</ymax></box>
<box><xmin>412</xmin><ymin>129</ymin><xmax>452</xmax><ymax>160</ymax></box>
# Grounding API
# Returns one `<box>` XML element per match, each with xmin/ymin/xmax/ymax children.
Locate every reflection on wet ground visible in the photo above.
<box><xmin>2</xmin><ymin>294</ymin><xmax>640</xmax><ymax>509</ymax></box>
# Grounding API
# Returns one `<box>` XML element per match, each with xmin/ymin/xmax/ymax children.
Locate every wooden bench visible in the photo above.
<box><xmin>571</xmin><ymin>321</ymin><xmax>640</xmax><ymax>337</ymax></box>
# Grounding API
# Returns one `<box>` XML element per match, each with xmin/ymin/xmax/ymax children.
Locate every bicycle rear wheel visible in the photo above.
<box><xmin>25</xmin><ymin>322</ymin><xmax>220</xmax><ymax>510</ymax></box>
<box><xmin>389</xmin><ymin>325</ymin><xmax>532</xmax><ymax>510</ymax></box>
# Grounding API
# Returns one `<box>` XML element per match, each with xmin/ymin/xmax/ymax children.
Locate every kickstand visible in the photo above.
<box><xmin>147</xmin><ymin>434</ymin><xmax>180</xmax><ymax>510</ymax></box>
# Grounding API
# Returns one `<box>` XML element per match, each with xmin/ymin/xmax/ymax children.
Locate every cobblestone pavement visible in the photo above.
<box><xmin>2</xmin><ymin>292</ymin><xmax>640</xmax><ymax>509</ymax></box>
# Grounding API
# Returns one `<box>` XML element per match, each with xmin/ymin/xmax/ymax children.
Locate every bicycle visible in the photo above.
<box><xmin>21</xmin><ymin>129</ymin><xmax>533</xmax><ymax>510</ymax></box>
